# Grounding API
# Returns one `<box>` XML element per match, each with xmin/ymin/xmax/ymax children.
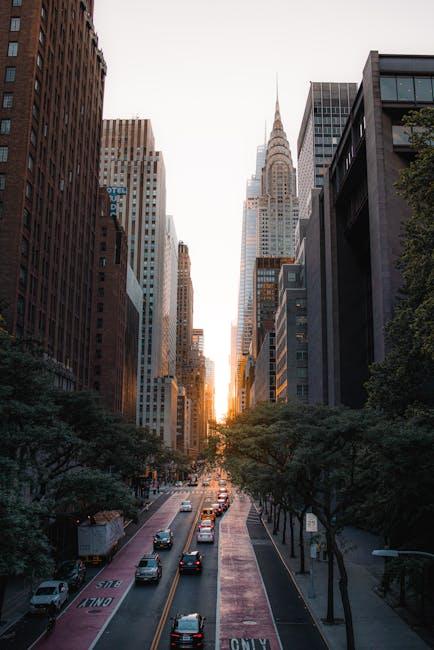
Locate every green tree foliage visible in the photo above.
<box><xmin>367</xmin><ymin>107</ymin><xmax>434</xmax><ymax>416</ymax></box>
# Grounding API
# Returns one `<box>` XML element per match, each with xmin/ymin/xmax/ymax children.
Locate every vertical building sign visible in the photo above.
<box><xmin>107</xmin><ymin>186</ymin><xmax>127</xmax><ymax>216</ymax></box>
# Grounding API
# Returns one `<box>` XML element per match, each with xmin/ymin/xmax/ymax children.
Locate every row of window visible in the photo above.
<box><xmin>380</xmin><ymin>76</ymin><xmax>434</xmax><ymax>103</ymax></box>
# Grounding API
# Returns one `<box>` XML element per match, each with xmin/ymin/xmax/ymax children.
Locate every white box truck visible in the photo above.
<box><xmin>78</xmin><ymin>511</ymin><xmax>125</xmax><ymax>564</ymax></box>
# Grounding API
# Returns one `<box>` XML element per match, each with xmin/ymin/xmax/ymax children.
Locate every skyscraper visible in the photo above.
<box><xmin>100</xmin><ymin>119</ymin><xmax>169</xmax><ymax>427</ymax></box>
<box><xmin>236</xmin><ymin>144</ymin><xmax>266</xmax><ymax>358</ymax></box>
<box><xmin>0</xmin><ymin>0</ymin><xmax>106</xmax><ymax>389</ymax></box>
<box><xmin>257</xmin><ymin>97</ymin><xmax>299</xmax><ymax>257</ymax></box>
<box><xmin>297</xmin><ymin>82</ymin><xmax>357</xmax><ymax>221</ymax></box>
<box><xmin>176</xmin><ymin>242</ymin><xmax>194</xmax><ymax>389</ymax></box>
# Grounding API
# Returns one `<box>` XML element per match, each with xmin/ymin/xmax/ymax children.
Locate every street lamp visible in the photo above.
<box><xmin>372</xmin><ymin>549</ymin><xmax>434</xmax><ymax>560</ymax></box>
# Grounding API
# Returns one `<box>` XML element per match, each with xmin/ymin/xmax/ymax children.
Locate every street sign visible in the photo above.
<box><xmin>229</xmin><ymin>640</ymin><xmax>271</xmax><ymax>650</ymax></box>
<box><xmin>306</xmin><ymin>513</ymin><xmax>318</xmax><ymax>532</ymax></box>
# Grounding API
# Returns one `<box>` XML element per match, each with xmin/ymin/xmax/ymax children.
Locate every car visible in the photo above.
<box><xmin>175</xmin><ymin>481</ymin><xmax>184</xmax><ymax>488</ymax></box>
<box><xmin>180</xmin><ymin>500</ymin><xmax>193</xmax><ymax>512</ymax></box>
<box><xmin>29</xmin><ymin>580</ymin><xmax>69</xmax><ymax>614</ymax></box>
<box><xmin>200</xmin><ymin>507</ymin><xmax>215</xmax><ymax>522</ymax></box>
<box><xmin>217</xmin><ymin>492</ymin><xmax>229</xmax><ymax>502</ymax></box>
<box><xmin>211</xmin><ymin>502</ymin><xmax>223</xmax><ymax>516</ymax></box>
<box><xmin>170</xmin><ymin>612</ymin><xmax>205</xmax><ymax>648</ymax></box>
<box><xmin>54</xmin><ymin>559</ymin><xmax>86</xmax><ymax>591</ymax></box>
<box><xmin>198</xmin><ymin>518</ymin><xmax>214</xmax><ymax>530</ymax></box>
<box><xmin>197</xmin><ymin>527</ymin><xmax>214</xmax><ymax>543</ymax></box>
<box><xmin>179</xmin><ymin>551</ymin><xmax>203</xmax><ymax>574</ymax></box>
<box><xmin>218</xmin><ymin>498</ymin><xmax>228</xmax><ymax>512</ymax></box>
<box><xmin>135</xmin><ymin>553</ymin><xmax>162</xmax><ymax>584</ymax></box>
<box><xmin>153</xmin><ymin>528</ymin><xmax>174</xmax><ymax>549</ymax></box>
<box><xmin>202</xmin><ymin>479</ymin><xmax>210</xmax><ymax>487</ymax></box>
<box><xmin>218</xmin><ymin>479</ymin><xmax>227</xmax><ymax>488</ymax></box>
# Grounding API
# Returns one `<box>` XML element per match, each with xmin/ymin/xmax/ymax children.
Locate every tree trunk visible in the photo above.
<box><xmin>289</xmin><ymin>512</ymin><xmax>296</xmax><ymax>558</ymax></box>
<box><xmin>297</xmin><ymin>514</ymin><xmax>306</xmax><ymax>574</ymax></box>
<box><xmin>325</xmin><ymin>528</ymin><xmax>335</xmax><ymax>623</ymax></box>
<box><xmin>0</xmin><ymin>575</ymin><xmax>8</xmax><ymax>623</ymax></box>
<box><xmin>273</xmin><ymin>504</ymin><xmax>281</xmax><ymax>535</ymax></box>
<box><xmin>267</xmin><ymin>499</ymin><xmax>273</xmax><ymax>524</ymax></box>
<box><xmin>332</xmin><ymin>538</ymin><xmax>355</xmax><ymax>650</ymax></box>
<box><xmin>282</xmin><ymin>509</ymin><xmax>287</xmax><ymax>545</ymax></box>
<box><xmin>399</xmin><ymin>567</ymin><xmax>406</xmax><ymax>607</ymax></box>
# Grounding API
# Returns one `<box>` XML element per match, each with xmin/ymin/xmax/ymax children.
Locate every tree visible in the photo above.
<box><xmin>0</xmin><ymin>460</ymin><xmax>53</xmax><ymax>623</ymax></box>
<box><xmin>367</xmin><ymin>107</ymin><xmax>434</xmax><ymax>416</ymax></box>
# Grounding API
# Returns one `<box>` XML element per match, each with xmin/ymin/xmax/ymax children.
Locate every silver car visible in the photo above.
<box><xmin>135</xmin><ymin>554</ymin><xmax>162</xmax><ymax>584</ymax></box>
<box><xmin>30</xmin><ymin>580</ymin><xmax>69</xmax><ymax>613</ymax></box>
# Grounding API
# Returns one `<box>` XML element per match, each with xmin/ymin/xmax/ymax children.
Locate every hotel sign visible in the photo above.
<box><xmin>107</xmin><ymin>186</ymin><xmax>127</xmax><ymax>217</ymax></box>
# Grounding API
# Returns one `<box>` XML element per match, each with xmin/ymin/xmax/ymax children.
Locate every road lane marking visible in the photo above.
<box><xmin>149</xmin><ymin>490</ymin><xmax>206</xmax><ymax>650</ymax></box>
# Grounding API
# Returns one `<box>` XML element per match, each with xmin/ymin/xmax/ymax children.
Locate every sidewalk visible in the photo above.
<box><xmin>259</xmin><ymin>506</ymin><xmax>429</xmax><ymax>650</ymax></box>
<box><xmin>0</xmin><ymin>485</ymin><xmax>170</xmax><ymax>638</ymax></box>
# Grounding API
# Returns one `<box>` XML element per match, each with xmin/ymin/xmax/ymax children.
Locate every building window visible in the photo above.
<box><xmin>397</xmin><ymin>77</ymin><xmax>415</xmax><ymax>102</ymax></box>
<box><xmin>23</xmin><ymin>207</ymin><xmax>31</xmax><ymax>227</ymax></box>
<box><xmin>296</xmin><ymin>367</ymin><xmax>308</xmax><ymax>378</ymax></box>
<box><xmin>3</xmin><ymin>94</ymin><xmax>13</xmax><ymax>108</ymax></box>
<box><xmin>99</xmin><ymin>256</ymin><xmax>107</xmax><ymax>267</ymax></box>
<box><xmin>414</xmin><ymin>77</ymin><xmax>433</xmax><ymax>102</ymax></box>
<box><xmin>34</xmin><ymin>78</ymin><xmax>40</xmax><ymax>94</ymax></box>
<box><xmin>10</xmin><ymin>17</ymin><xmax>21</xmax><ymax>31</ymax></box>
<box><xmin>296</xmin><ymin>384</ymin><xmax>308</xmax><ymax>398</ymax></box>
<box><xmin>97</xmin><ymin>303</ymin><xmax>104</xmax><ymax>313</ymax></box>
<box><xmin>97</xmin><ymin>318</ymin><xmax>103</xmax><ymax>329</ymax></box>
<box><xmin>0</xmin><ymin>147</ymin><xmax>9</xmax><ymax>162</ymax></box>
<box><xmin>0</xmin><ymin>174</ymin><xmax>5</xmax><ymax>190</ymax></box>
<box><xmin>5</xmin><ymin>67</ymin><xmax>16</xmax><ymax>82</ymax></box>
<box><xmin>25</xmin><ymin>182</ymin><xmax>32</xmax><ymax>198</ymax></box>
<box><xmin>36</xmin><ymin>54</ymin><xmax>43</xmax><ymax>69</ymax></box>
<box><xmin>28</xmin><ymin>154</ymin><xmax>34</xmax><ymax>171</ymax></box>
<box><xmin>7</xmin><ymin>42</ymin><xmax>18</xmax><ymax>57</ymax></box>
<box><xmin>12</xmin><ymin>0</ymin><xmax>23</xmax><ymax>5</ymax></box>
<box><xmin>0</xmin><ymin>120</ymin><xmax>11</xmax><ymax>135</ymax></box>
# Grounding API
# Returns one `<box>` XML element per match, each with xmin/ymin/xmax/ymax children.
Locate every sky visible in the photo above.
<box><xmin>94</xmin><ymin>0</ymin><xmax>434</xmax><ymax>419</ymax></box>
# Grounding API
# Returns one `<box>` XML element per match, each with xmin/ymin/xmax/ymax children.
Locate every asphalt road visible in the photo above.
<box><xmin>0</xmin><ymin>492</ymin><xmax>172</xmax><ymax>650</ymax></box>
<box><xmin>158</xmin><ymin>497</ymin><xmax>221</xmax><ymax>649</ymax></box>
<box><xmin>246</xmin><ymin>507</ymin><xmax>327</xmax><ymax>650</ymax></box>
<box><xmin>94</xmin><ymin>487</ymin><xmax>208</xmax><ymax>650</ymax></box>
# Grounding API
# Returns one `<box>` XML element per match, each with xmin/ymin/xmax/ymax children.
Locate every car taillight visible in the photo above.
<box><xmin>193</xmin><ymin>633</ymin><xmax>204</xmax><ymax>639</ymax></box>
<box><xmin>179</xmin><ymin>561</ymin><xmax>184</xmax><ymax>565</ymax></box>
<box><xmin>195</xmin><ymin>561</ymin><xmax>200</xmax><ymax>565</ymax></box>
<box><xmin>171</xmin><ymin>632</ymin><xmax>180</xmax><ymax>638</ymax></box>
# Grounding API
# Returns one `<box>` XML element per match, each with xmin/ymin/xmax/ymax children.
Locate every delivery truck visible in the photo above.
<box><xmin>78</xmin><ymin>510</ymin><xmax>125</xmax><ymax>564</ymax></box>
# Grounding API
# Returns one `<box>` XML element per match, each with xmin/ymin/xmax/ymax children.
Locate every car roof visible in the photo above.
<box><xmin>38</xmin><ymin>580</ymin><xmax>63</xmax><ymax>587</ymax></box>
<box><xmin>141</xmin><ymin>553</ymin><xmax>159</xmax><ymax>559</ymax></box>
<box><xmin>156</xmin><ymin>528</ymin><xmax>171</xmax><ymax>533</ymax></box>
<box><xmin>182</xmin><ymin>550</ymin><xmax>200</xmax><ymax>556</ymax></box>
<box><xmin>176</xmin><ymin>612</ymin><xmax>200</xmax><ymax>621</ymax></box>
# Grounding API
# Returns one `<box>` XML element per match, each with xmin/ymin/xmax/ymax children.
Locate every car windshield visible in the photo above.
<box><xmin>176</xmin><ymin>618</ymin><xmax>199</xmax><ymax>632</ymax></box>
<box><xmin>181</xmin><ymin>501</ymin><xmax>191</xmax><ymax>506</ymax></box>
<box><xmin>138</xmin><ymin>559</ymin><xmax>157</xmax><ymax>568</ymax></box>
<box><xmin>182</xmin><ymin>554</ymin><xmax>197</xmax><ymax>561</ymax></box>
<box><xmin>36</xmin><ymin>586</ymin><xmax>56</xmax><ymax>596</ymax></box>
<box><xmin>200</xmin><ymin>528</ymin><xmax>212</xmax><ymax>533</ymax></box>
<box><xmin>156</xmin><ymin>532</ymin><xmax>169</xmax><ymax>539</ymax></box>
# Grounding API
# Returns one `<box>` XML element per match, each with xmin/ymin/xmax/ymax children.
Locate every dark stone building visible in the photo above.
<box><xmin>91</xmin><ymin>190</ymin><xmax>128</xmax><ymax>416</ymax></box>
<box><xmin>0</xmin><ymin>0</ymin><xmax>106</xmax><ymax>389</ymax></box>
<box><xmin>308</xmin><ymin>51</ymin><xmax>434</xmax><ymax>408</ymax></box>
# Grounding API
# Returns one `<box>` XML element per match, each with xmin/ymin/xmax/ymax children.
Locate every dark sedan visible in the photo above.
<box><xmin>179</xmin><ymin>551</ymin><xmax>203</xmax><ymax>574</ymax></box>
<box><xmin>153</xmin><ymin>528</ymin><xmax>174</xmax><ymax>550</ymax></box>
<box><xmin>54</xmin><ymin>559</ymin><xmax>86</xmax><ymax>590</ymax></box>
<box><xmin>170</xmin><ymin>612</ymin><xmax>205</xmax><ymax>648</ymax></box>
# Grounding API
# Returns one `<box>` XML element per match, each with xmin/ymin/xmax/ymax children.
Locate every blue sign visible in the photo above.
<box><xmin>107</xmin><ymin>186</ymin><xmax>127</xmax><ymax>217</ymax></box>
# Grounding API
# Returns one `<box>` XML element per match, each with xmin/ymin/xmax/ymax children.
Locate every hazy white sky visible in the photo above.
<box><xmin>94</xmin><ymin>0</ymin><xmax>434</xmax><ymax>419</ymax></box>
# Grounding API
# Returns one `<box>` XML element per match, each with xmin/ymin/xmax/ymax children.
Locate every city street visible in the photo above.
<box><xmin>0</xmin><ymin>482</ymin><xmax>326</xmax><ymax>650</ymax></box>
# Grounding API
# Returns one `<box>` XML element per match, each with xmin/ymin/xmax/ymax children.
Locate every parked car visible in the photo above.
<box><xmin>135</xmin><ymin>553</ymin><xmax>162</xmax><ymax>584</ymax></box>
<box><xmin>197</xmin><ymin>527</ymin><xmax>214</xmax><ymax>543</ymax></box>
<box><xmin>170</xmin><ymin>612</ymin><xmax>205</xmax><ymax>648</ymax></box>
<box><xmin>179</xmin><ymin>551</ymin><xmax>203</xmax><ymax>574</ymax></box>
<box><xmin>54</xmin><ymin>559</ymin><xmax>86</xmax><ymax>591</ymax></box>
<box><xmin>212</xmin><ymin>502</ymin><xmax>223</xmax><ymax>516</ymax></box>
<box><xmin>29</xmin><ymin>580</ymin><xmax>69</xmax><ymax>614</ymax></box>
<box><xmin>153</xmin><ymin>529</ymin><xmax>174</xmax><ymax>550</ymax></box>
<box><xmin>180</xmin><ymin>500</ymin><xmax>193</xmax><ymax>512</ymax></box>
<box><xmin>175</xmin><ymin>481</ymin><xmax>184</xmax><ymax>488</ymax></box>
<box><xmin>202</xmin><ymin>479</ymin><xmax>210</xmax><ymax>487</ymax></box>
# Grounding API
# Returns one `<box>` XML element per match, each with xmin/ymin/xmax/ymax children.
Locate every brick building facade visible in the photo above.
<box><xmin>0</xmin><ymin>0</ymin><xmax>106</xmax><ymax>389</ymax></box>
